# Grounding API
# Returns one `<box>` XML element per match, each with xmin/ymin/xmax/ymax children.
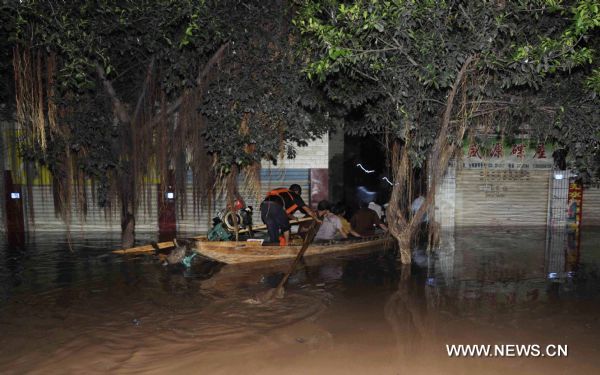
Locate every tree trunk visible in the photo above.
<box><xmin>386</xmin><ymin>55</ymin><xmax>477</xmax><ymax>264</ymax></box>
<box><xmin>398</xmin><ymin>235</ymin><xmax>412</xmax><ymax>264</ymax></box>
<box><xmin>119</xmin><ymin>150</ymin><xmax>136</xmax><ymax>249</ymax></box>
<box><xmin>97</xmin><ymin>46</ymin><xmax>229</xmax><ymax>248</ymax></box>
<box><xmin>121</xmin><ymin>212</ymin><xmax>135</xmax><ymax>249</ymax></box>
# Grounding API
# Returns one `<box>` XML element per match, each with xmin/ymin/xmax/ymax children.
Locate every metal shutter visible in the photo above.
<box><xmin>455</xmin><ymin>169</ymin><xmax>551</xmax><ymax>226</ymax></box>
<box><xmin>582</xmin><ymin>187</ymin><xmax>600</xmax><ymax>227</ymax></box>
<box><xmin>177</xmin><ymin>168</ymin><xmax>310</xmax><ymax>234</ymax></box>
<box><xmin>23</xmin><ymin>184</ymin><xmax>157</xmax><ymax>232</ymax></box>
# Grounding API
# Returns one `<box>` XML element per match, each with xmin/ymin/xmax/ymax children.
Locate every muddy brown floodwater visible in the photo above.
<box><xmin>1</xmin><ymin>227</ymin><xmax>599</xmax><ymax>374</ymax></box>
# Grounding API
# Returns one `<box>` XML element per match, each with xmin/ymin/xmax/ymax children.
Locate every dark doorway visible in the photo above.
<box><xmin>342</xmin><ymin>135</ymin><xmax>391</xmax><ymax>215</ymax></box>
<box><xmin>4</xmin><ymin>170</ymin><xmax>25</xmax><ymax>247</ymax></box>
<box><xmin>158</xmin><ymin>171</ymin><xmax>176</xmax><ymax>242</ymax></box>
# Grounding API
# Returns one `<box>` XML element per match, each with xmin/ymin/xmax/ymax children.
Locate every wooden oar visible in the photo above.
<box><xmin>254</xmin><ymin>220</ymin><xmax>321</xmax><ymax>302</ymax></box>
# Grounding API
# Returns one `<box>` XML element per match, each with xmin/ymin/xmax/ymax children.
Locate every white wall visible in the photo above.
<box><xmin>261</xmin><ymin>135</ymin><xmax>329</xmax><ymax>169</ymax></box>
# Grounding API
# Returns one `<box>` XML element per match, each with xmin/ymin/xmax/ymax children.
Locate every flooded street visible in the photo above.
<box><xmin>1</xmin><ymin>228</ymin><xmax>599</xmax><ymax>374</ymax></box>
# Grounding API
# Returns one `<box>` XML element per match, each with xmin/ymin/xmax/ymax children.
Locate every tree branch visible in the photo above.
<box><xmin>410</xmin><ymin>55</ymin><xmax>477</xmax><ymax>232</ymax></box>
<box><xmin>148</xmin><ymin>42</ymin><xmax>229</xmax><ymax>127</ymax></box>
<box><xmin>95</xmin><ymin>63</ymin><xmax>131</xmax><ymax>124</ymax></box>
<box><xmin>132</xmin><ymin>56</ymin><xmax>156</xmax><ymax>124</ymax></box>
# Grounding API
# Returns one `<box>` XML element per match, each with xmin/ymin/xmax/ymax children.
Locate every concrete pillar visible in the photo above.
<box><xmin>328</xmin><ymin>126</ymin><xmax>344</xmax><ymax>203</ymax></box>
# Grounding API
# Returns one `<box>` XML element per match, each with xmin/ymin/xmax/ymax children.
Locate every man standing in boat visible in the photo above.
<box><xmin>260</xmin><ymin>184</ymin><xmax>319</xmax><ymax>246</ymax></box>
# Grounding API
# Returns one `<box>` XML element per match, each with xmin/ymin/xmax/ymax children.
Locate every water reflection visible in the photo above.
<box><xmin>379</xmin><ymin>227</ymin><xmax>600</xmax><ymax>373</ymax></box>
<box><xmin>0</xmin><ymin>227</ymin><xmax>599</xmax><ymax>373</ymax></box>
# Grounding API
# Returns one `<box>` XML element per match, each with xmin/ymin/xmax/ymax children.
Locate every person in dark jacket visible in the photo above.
<box><xmin>350</xmin><ymin>200</ymin><xmax>388</xmax><ymax>236</ymax></box>
<box><xmin>260</xmin><ymin>184</ymin><xmax>318</xmax><ymax>245</ymax></box>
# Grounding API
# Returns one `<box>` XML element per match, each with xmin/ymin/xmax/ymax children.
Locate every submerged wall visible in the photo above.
<box><xmin>442</xmin><ymin>162</ymin><xmax>597</xmax><ymax>230</ymax></box>
<box><xmin>582</xmin><ymin>186</ymin><xmax>600</xmax><ymax>227</ymax></box>
<box><xmin>436</xmin><ymin>149</ymin><xmax>555</xmax><ymax>228</ymax></box>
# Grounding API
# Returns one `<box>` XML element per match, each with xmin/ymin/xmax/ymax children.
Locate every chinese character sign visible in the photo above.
<box><xmin>567</xmin><ymin>180</ymin><xmax>583</xmax><ymax>229</ymax></box>
<box><xmin>468</xmin><ymin>144</ymin><xmax>482</xmax><ymax>158</ymax></box>
<box><xmin>489</xmin><ymin>143</ymin><xmax>503</xmax><ymax>158</ymax></box>
<box><xmin>533</xmin><ymin>143</ymin><xmax>546</xmax><ymax>158</ymax></box>
<box><xmin>511</xmin><ymin>144</ymin><xmax>525</xmax><ymax>158</ymax></box>
<box><xmin>567</xmin><ymin>180</ymin><xmax>583</xmax><ymax>272</ymax></box>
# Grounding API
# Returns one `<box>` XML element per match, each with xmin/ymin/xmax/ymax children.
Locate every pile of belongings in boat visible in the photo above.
<box><xmin>208</xmin><ymin>199</ymin><xmax>254</xmax><ymax>241</ymax></box>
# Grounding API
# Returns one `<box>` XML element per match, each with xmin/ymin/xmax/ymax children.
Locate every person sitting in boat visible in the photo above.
<box><xmin>368</xmin><ymin>201</ymin><xmax>383</xmax><ymax>219</ymax></box>
<box><xmin>314</xmin><ymin>200</ymin><xmax>347</xmax><ymax>241</ymax></box>
<box><xmin>332</xmin><ymin>203</ymin><xmax>361</xmax><ymax>238</ymax></box>
<box><xmin>350</xmin><ymin>200</ymin><xmax>388</xmax><ymax>237</ymax></box>
<box><xmin>260</xmin><ymin>184</ymin><xmax>319</xmax><ymax>246</ymax></box>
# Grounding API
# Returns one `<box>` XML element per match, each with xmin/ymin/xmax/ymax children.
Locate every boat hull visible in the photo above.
<box><xmin>194</xmin><ymin>235</ymin><xmax>392</xmax><ymax>264</ymax></box>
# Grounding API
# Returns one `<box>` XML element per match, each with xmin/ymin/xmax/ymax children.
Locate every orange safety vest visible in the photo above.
<box><xmin>266</xmin><ymin>188</ymin><xmax>298</xmax><ymax>215</ymax></box>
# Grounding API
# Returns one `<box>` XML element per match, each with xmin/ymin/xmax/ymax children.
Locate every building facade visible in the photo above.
<box><xmin>3</xmin><ymin>125</ymin><xmax>599</xmax><ymax>238</ymax></box>
<box><xmin>1</xmin><ymin>123</ymin><xmax>331</xmax><ymax>235</ymax></box>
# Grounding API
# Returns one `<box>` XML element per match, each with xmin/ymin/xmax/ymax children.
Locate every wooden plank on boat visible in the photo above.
<box><xmin>235</xmin><ymin>216</ymin><xmax>313</xmax><ymax>234</ymax></box>
<box><xmin>112</xmin><ymin>235</ymin><xmax>206</xmax><ymax>255</ymax></box>
<box><xmin>112</xmin><ymin>241</ymin><xmax>172</xmax><ymax>255</ymax></box>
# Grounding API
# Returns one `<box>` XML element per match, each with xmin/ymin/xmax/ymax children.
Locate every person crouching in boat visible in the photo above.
<box><xmin>331</xmin><ymin>203</ymin><xmax>362</xmax><ymax>238</ymax></box>
<box><xmin>260</xmin><ymin>184</ymin><xmax>319</xmax><ymax>246</ymax></box>
<box><xmin>314</xmin><ymin>200</ymin><xmax>349</xmax><ymax>242</ymax></box>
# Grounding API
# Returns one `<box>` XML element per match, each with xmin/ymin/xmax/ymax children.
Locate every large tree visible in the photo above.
<box><xmin>7</xmin><ymin>0</ymin><xmax>331</xmax><ymax>246</ymax></box>
<box><xmin>508</xmin><ymin>0</ymin><xmax>600</xmax><ymax>180</ymax></box>
<box><xmin>295</xmin><ymin>0</ymin><xmax>600</xmax><ymax>263</ymax></box>
<box><xmin>11</xmin><ymin>0</ymin><xmax>225</xmax><ymax>246</ymax></box>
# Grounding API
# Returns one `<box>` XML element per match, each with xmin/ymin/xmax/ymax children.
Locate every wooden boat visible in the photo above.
<box><xmin>111</xmin><ymin>217</ymin><xmax>314</xmax><ymax>255</ymax></box>
<box><xmin>194</xmin><ymin>234</ymin><xmax>392</xmax><ymax>264</ymax></box>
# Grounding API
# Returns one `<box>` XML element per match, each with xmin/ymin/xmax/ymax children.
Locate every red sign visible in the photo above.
<box><xmin>489</xmin><ymin>143</ymin><xmax>503</xmax><ymax>158</ymax></box>
<box><xmin>567</xmin><ymin>180</ymin><xmax>583</xmax><ymax>228</ymax></box>
<box><xmin>533</xmin><ymin>143</ymin><xmax>546</xmax><ymax>158</ymax></box>
<box><xmin>468</xmin><ymin>144</ymin><xmax>482</xmax><ymax>158</ymax></box>
<box><xmin>567</xmin><ymin>180</ymin><xmax>583</xmax><ymax>272</ymax></box>
<box><xmin>511</xmin><ymin>144</ymin><xmax>525</xmax><ymax>158</ymax></box>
